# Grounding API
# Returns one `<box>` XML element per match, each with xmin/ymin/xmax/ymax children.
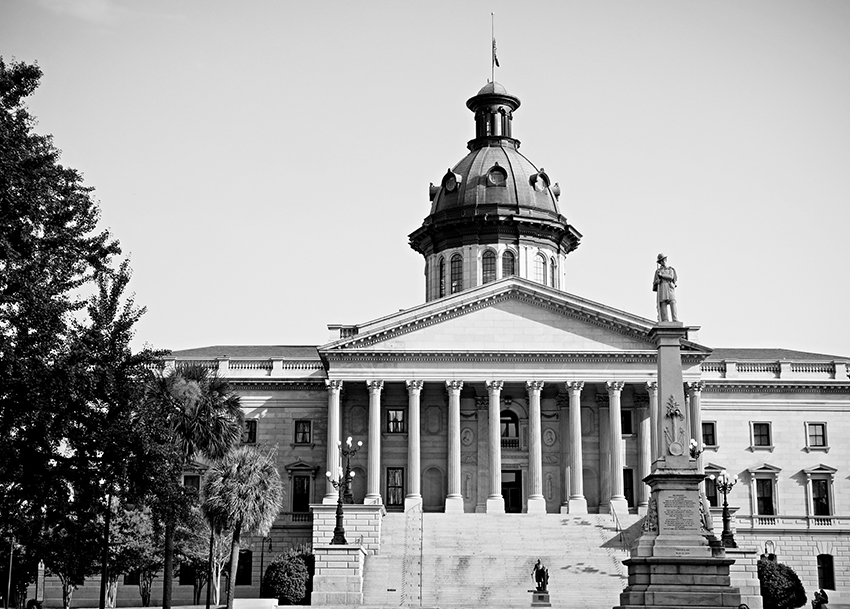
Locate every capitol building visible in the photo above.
<box><xmin>57</xmin><ymin>80</ymin><xmax>850</xmax><ymax>607</ymax></box>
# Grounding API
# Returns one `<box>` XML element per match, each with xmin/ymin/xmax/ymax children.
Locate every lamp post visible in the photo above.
<box><xmin>710</xmin><ymin>469</ymin><xmax>739</xmax><ymax>548</ymax></box>
<box><xmin>325</xmin><ymin>437</ymin><xmax>362</xmax><ymax>545</ymax></box>
<box><xmin>259</xmin><ymin>535</ymin><xmax>272</xmax><ymax>595</ymax></box>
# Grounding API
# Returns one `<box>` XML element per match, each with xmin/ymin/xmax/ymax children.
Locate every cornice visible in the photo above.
<box><xmin>230</xmin><ymin>380</ymin><xmax>328</xmax><ymax>391</ymax></box>
<box><xmin>322</xmin><ymin>350</ymin><xmax>671</xmax><ymax>365</ymax></box>
<box><xmin>704</xmin><ymin>382</ymin><xmax>850</xmax><ymax>394</ymax></box>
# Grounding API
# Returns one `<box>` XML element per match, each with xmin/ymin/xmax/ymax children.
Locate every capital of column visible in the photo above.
<box><xmin>567</xmin><ymin>380</ymin><xmax>585</xmax><ymax>393</ymax></box>
<box><xmin>486</xmin><ymin>380</ymin><xmax>504</xmax><ymax>393</ymax></box>
<box><xmin>406</xmin><ymin>379</ymin><xmax>424</xmax><ymax>394</ymax></box>
<box><xmin>446</xmin><ymin>380</ymin><xmax>464</xmax><ymax>393</ymax></box>
<box><xmin>366</xmin><ymin>379</ymin><xmax>384</xmax><ymax>394</ymax></box>
<box><xmin>607</xmin><ymin>380</ymin><xmax>625</xmax><ymax>395</ymax></box>
<box><xmin>646</xmin><ymin>380</ymin><xmax>658</xmax><ymax>395</ymax></box>
<box><xmin>326</xmin><ymin>379</ymin><xmax>344</xmax><ymax>393</ymax></box>
<box><xmin>687</xmin><ymin>380</ymin><xmax>706</xmax><ymax>396</ymax></box>
<box><xmin>526</xmin><ymin>380</ymin><xmax>545</xmax><ymax>393</ymax></box>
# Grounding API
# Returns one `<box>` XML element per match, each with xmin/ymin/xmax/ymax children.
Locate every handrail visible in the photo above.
<box><xmin>610</xmin><ymin>505</ymin><xmax>628</xmax><ymax>553</ymax></box>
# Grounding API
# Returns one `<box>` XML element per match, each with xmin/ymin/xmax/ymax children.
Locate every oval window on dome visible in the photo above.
<box><xmin>530</xmin><ymin>169</ymin><xmax>550</xmax><ymax>192</ymax></box>
<box><xmin>487</xmin><ymin>165</ymin><xmax>508</xmax><ymax>187</ymax></box>
<box><xmin>442</xmin><ymin>169</ymin><xmax>462</xmax><ymax>193</ymax></box>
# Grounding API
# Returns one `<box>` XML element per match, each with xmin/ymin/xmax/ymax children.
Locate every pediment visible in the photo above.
<box><xmin>322</xmin><ymin>278</ymin><xmax>708</xmax><ymax>356</ymax></box>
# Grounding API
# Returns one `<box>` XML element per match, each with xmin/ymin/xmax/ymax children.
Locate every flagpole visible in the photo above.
<box><xmin>491</xmin><ymin>12</ymin><xmax>495</xmax><ymax>83</ymax></box>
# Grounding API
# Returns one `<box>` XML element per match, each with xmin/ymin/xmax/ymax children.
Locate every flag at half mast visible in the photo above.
<box><xmin>492</xmin><ymin>38</ymin><xmax>500</xmax><ymax>68</ymax></box>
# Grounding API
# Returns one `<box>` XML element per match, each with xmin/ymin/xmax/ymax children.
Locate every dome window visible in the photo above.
<box><xmin>534</xmin><ymin>253</ymin><xmax>547</xmax><ymax>286</ymax></box>
<box><xmin>502</xmin><ymin>250</ymin><xmax>516</xmax><ymax>277</ymax></box>
<box><xmin>450</xmin><ymin>254</ymin><xmax>463</xmax><ymax>294</ymax></box>
<box><xmin>482</xmin><ymin>250</ymin><xmax>497</xmax><ymax>284</ymax></box>
<box><xmin>438</xmin><ymin>257</ymin><xmax>446</xmax><ymax>298</ymax></box>
<box><xmin>487</xmin><ymin>164</ymin><xmax>508</xmax><ymax>187</ymax></box>
<box><xmin>530</xmin><ymin>169</ymin><xmax>550</xmax><ymax>192</ymax></box>
<box><xmin>442</xmin><ymin>169</ymin><xmax>462</xmax><ymax>193</ymax></box>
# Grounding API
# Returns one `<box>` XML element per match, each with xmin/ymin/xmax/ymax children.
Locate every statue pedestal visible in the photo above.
<box><xmin>528</xmin><ymin>590</ymin><xmax>551</xmax><ymax>607</ymax></box>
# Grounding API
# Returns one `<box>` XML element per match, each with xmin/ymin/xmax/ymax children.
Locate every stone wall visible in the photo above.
<box><xmin>311</xmin><ymin>504</ymin><xmax>385</xmax><ymax>553</ymax></box>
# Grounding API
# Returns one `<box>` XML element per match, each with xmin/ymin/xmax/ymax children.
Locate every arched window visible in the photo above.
<box><xmin>534</xmin><ymin>253</ymin><xmax>547</xmax><ymax>285</ymax></box>
<box><xmin>501</xmin><ymin>410</ymin><xmax>520</xmax><ymax>449</ymax></box>
<box><xmin>817</xmin><ymin>554</ymin><xmax>835</xmax><ymax>590</ymax></box>
<box><xmin>450</xmin><ymin>254</ymin><xmax>463</xmax><ymax>294</ymax></box>
<box><xmin>550</xmin><ymin>257</ymin><xmax>557</xmax><ymax>288</ymax></box>
<box><xmin>482</xmin><ymin>250</ymin><xmax>496</xmax><ymax>284</ymax></box>
<box><xmin>438</xmin><ymin>257</ymin><xmax>446</xmax><ymax>298</ymax></box>
<box><xmin>502</xmin><ymin>250</ymin><xmax>515</xmax><ymax>277</ymax></box>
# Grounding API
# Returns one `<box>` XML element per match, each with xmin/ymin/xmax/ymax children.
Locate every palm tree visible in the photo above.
<box><xmin>147</xmin><ymin>364</ymin><xmax>243</xmax><ymax>609</ymax></box>
<box><xmin>201</xmin><ymin>445</ymin><xmax>283</xmax><ymax>609</ymax></box>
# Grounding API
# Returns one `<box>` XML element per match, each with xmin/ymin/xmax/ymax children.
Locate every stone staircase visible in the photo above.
<box><xmin>360</xmin><ymin>510</ymin><xmax>643</xmax><ymax>609</ymax></box>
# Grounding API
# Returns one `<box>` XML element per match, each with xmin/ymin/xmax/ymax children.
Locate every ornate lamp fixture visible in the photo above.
<box><xmin>689</xmin><ymin>438</ymin><xmax>704</xmax><ymax>459</ymax></box>
<box><xmin>325</xmin><ymin>436</ymin><xmax>363</xmax><ymax>545</ymax></box>
<box><xmin>709</xmin><ymin>469</ymin><xmax>739</xmax><ymax>548</ymax></box>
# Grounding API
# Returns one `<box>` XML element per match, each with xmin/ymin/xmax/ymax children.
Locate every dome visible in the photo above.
<box><xmin>476</xmin><ymin>81</ymin><xmax>509</xmax><ymax>96</ymax></box>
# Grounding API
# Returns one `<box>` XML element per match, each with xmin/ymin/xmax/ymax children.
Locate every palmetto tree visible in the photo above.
<box><xmin>147</xmin><ymin>364</ymin><xmax>243</xmax><ymax>609</ymax></box>
<box><xmin>202</xmin><ymin>445</ymin><xmax>283</xmax><ymax>609</ymax></box>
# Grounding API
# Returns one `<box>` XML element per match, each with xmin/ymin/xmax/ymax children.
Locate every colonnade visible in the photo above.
<box><xmin>323</xmin><ymin>378</ymin><xmax>705</xmax><ymax>514</ymax></box>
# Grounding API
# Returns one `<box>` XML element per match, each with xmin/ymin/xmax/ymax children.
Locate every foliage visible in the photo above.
<box><xmin>758</xmin><ymin>557</ymin><xmax>807</xmax><ymax>609</ymax></box>
<box><xmin>175</xmin><ymin>506</ymin><xmax>232</xmax><ymax>605</ymax></box>
<box><xmin>262</xmin><ymin>548</ymin><xmax>313</xmax><ymax>605</ymax></box>
<box><xmin>107</xmin><ymin>507</ymin><xmax>162</xmax><ymax>608</ymax></box>
<box><xmin>202</xmin><ymin>446</ymin><xmax>283</xmax><ymax>609</ymax></box>
<box><xmin>0</xmin><ymin>56</ymin><xmax>165</xmax><ymax>609</ymax></box>
<box><xmin>143</xmin><ymin>364</ymin><xmax>243</xmax><ymax>609</ymax></box>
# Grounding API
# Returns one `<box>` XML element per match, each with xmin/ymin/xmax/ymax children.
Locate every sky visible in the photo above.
<box><xmin>2</xmin><ymin>0</ymin><xmax>849</xmax><ymax>358</ymax></box>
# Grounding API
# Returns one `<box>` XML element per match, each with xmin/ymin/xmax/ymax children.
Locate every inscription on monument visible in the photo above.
<box><xmin>661</xmin><ymin>492</ymin><xmax>697</xmax><ymax>532</ymax></box>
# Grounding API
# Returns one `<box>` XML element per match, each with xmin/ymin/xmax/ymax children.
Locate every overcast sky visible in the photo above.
<box><xmin>2</xmin><ymin>0</ymin><xmax>849</xmax><ymax>358</ymax></box>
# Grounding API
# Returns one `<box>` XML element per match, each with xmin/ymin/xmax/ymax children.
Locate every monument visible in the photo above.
<box><xmin>530</xmin><ymin>560</ymin><xmax>551</xmax><ymax>608</ymax></box>
<box><xmin>615</xmin><ymin>256</ymin><xmax>744</xmax><ymax>609</ymax></box>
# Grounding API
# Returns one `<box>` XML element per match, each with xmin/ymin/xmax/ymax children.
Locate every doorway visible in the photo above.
<box><xmin>502</xmin><ymin>470</ymin><xmax>523</xmax><ymax>513</ymax></box>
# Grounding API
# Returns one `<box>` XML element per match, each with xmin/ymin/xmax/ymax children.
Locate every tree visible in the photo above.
<box><xmin>758</xmin><ymin>556</ymin><xmax>807</xmax><ymax>609</ymax></box>
<box><xmin>0</xmin><ymin>57</ymin><xmax>162</xmax><ymax>609</ymax></box>
<box><xmin>175</xmin><ymin>506</ymin><xmax>231</xmax><ymax>606</ymax></box>
<box><xmin>202</xmin><ymin>446</ymin><xmax>283</xmax><ymax>609</ymax></box>
<box><xmin>144</xmin><ymin>365</ymin><xmax>243</xmax><ymax>609</ymax></box>
<box><xmin>106</xmin><ymin>507</ymin><xmax>162</xmax><ymax>609</ymax></box>
<box><xmin>262</xmin><ymin>548</ymin><xmax>313</xmax><ymax>605</ymax></box>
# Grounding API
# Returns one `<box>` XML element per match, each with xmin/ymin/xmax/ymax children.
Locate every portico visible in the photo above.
<box><xmin>318</xmin><ymin>277</ymin><xmax>710</xmax><ymax>515</ymax></box>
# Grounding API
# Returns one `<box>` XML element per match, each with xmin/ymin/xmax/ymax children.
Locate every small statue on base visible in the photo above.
<box><xmin>653</xmin><ymin>253</ymin><xmax>678</xmax><ymax>322</ymax></box>
<box><xmin>812</xmin><ymin>588</ymin><xmax>829</xmax><ymax>609</ymax></box>
<box><xmin>532</xmin><ymin>559</ymin><xmax>549</xmax><ymax>592</ymax></box>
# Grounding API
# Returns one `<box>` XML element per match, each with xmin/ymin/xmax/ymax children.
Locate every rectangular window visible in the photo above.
<box><xmin>387</xmin><ymin>409</ymin><xmax>405</xmax><ymax>433</ymax></box>
<box><xmin>124</xmin><ymin>571</ymin><xmax>140</xmax><ymax>586</ymax></box>
<box><xmin>243</xmin><ymin>420</ymin><xmax>257</xmax><ymax>444</ymax></box>
<box><xmin>702</xmin><ymin>422</ymin><xmax>717</xmax><ymax>447</ymax></box>
<box><xmin>292</xmin><ymin>475</ymin><xmax>310</xmax><ymax>513</ymax></box>
<box><xmin>183</xmin><ymin>475</ymin><xmax>200</xmax><ymax>492</ymax></box>
<box><xmin>620</xmin><ymin>411</ymin><xmax>634</xmax><ymax>435</ymax></box>
<box><xmin>812</xmin><ymin>479</ymin><xmax>830</xmax><ymax>516</ymax></box>
<box><xmin>623</xmin><ymin>468</ymin><xmax>635</xmax><ymax>508</ymax></box>
<box><xmin>807</xmin><ymin>422</ymin><xmax>827</xmax><ymax>450</ymax></box>
<box><xmin>294</xmin><ymin>420</ymin><xmax>311</xmax><ymax>444</ymax></box>
<box><xmin>387</xmin><ymin>467</ymin><xmax>404</xmax><ymax>507</ymax></box>
<box><xmin>235</xmin><ymin>550</ymin><xmax>252</xmax><ymax>586</ymax></box>
<box><xmin>752</xmin><ymin>422</ymin><xmax>772</xmax><ymax>447</ymax></box>
<box><xmin>704</xmin><ymin>478</ymin><xmax>718</xmax><ymax>508</ymax></box>
<box><xmin>756</xmin><ymin>479</ymin><xmax>774</xmax><ymax>515</ymax></box>
<box><xmin>179</xmin><ymin>564</ymin><xmax>196</xmax><ymax>586</ymax></box>
<box><xmin>817</xmin><ymin>554</ymin><xmax>835</xmax><ymax>590</ymax></box>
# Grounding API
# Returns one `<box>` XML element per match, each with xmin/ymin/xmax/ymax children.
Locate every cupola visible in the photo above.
<box><xmin>409</xmin><ymin>82</ymin><xmax>582</xmax><ymax>302</ymax></box>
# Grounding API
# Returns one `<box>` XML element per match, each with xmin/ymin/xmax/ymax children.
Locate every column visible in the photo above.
<box><xmin>486</xmin><ymin>380</ymin><xmax>505</xmax><ymax>514</ymax></box>
<box><xmin>647</xmin><ymin>381</ymin><xmax>659</xmax><ymax>466</ymax></box>
<box><xmin>567</xmin><ymin>381</ymin><xmax>587</xmax><ymax>514</ymax></box>
<box><xmin>405</xmin><ymin>380</ymin><xmax>424</xmax><ymax>510</ymax></box>
<box><xmin>365</xmin><ymin>380</ymin><xmax>384</xmax><ymax>504</ymax></box>
<box><xmin>527</xmin><ymin>381</ymin><xmax>546</xmax><ymax>514</ymax></box>
<box><xmin>607</xmin><ymin>381</ymin><xmax>629</xmax><ymax>515</ymax></box>
<box><xmin>324</xmin><ymin>380</ymin><xmax>343</xmax><ymax>503</ymax></box>
<box><xmin>445</xmin><ymin>380</ymin><xmax>464</xmax><ymax>513</ymax></box>
<box><xmin>598</xmin><ymin>397</ymin><xmax>610</xmax><ymax>513</ymax></box>
<box><xmin>688</xmin><ymin>381</ymin><xmax>705</xmax><ymax>468</ymax></box>
<box><xmin>637</xmin><ymin>405</ymin><xmax>650</xmax><ymax>514</ymax></box>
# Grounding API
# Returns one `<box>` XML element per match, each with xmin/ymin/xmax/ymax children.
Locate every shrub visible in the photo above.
<box><xmin>758</xmin><ymin>557</ymin><xmax>807</xmax><ymax>609</ymax></box>
<box><xmin>262</xmin><ymin>547</ymin><xmax>313</xmax><ymax>605</ymax></box>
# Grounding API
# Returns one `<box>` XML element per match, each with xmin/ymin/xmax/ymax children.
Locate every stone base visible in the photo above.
<box><xmin>311</xmin><ymin>544</ymin><xmax>366</xmax><ymax>606</ymax></box>
<box><xmin>445</xmin><ymin>495</ymin><xmax>464</xmax><ymax>514</ymax></box>
<box><xmin>530</xmin><ymin>590</ymin><xmax>551</xmax><ymax>607</ymax></box>
<box><xmin>486</xmin><ymin>496</ymin><xmax>506</xmax><ymax>514</ymax></box>
<box><xmin>616</xmin><ymin>556</ymin><xmax>742</xmax><ymax>609</ymax></box>
<box><xmin>527</xmin><ymin>496</ymin><xmax>546</xmax><ymax>514</ymax></box>
<box><xmin>610</xmin><ymin>496</ymin><xmax>630</xmax><ymax>516</ymax></box>
<box><xmin>404</xmin><ymin>495</ymin><xmax>422</xmax><ymax>511</ymax></box>
<box><xmin>567</xmin><ymin>496</ymin><xmax>588</xmax><ymax>514</ymax></box>
<box><xmin>726</xmin><ymin>546</ymin><xmax>763</xmax><ymax>609</ymax></box>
